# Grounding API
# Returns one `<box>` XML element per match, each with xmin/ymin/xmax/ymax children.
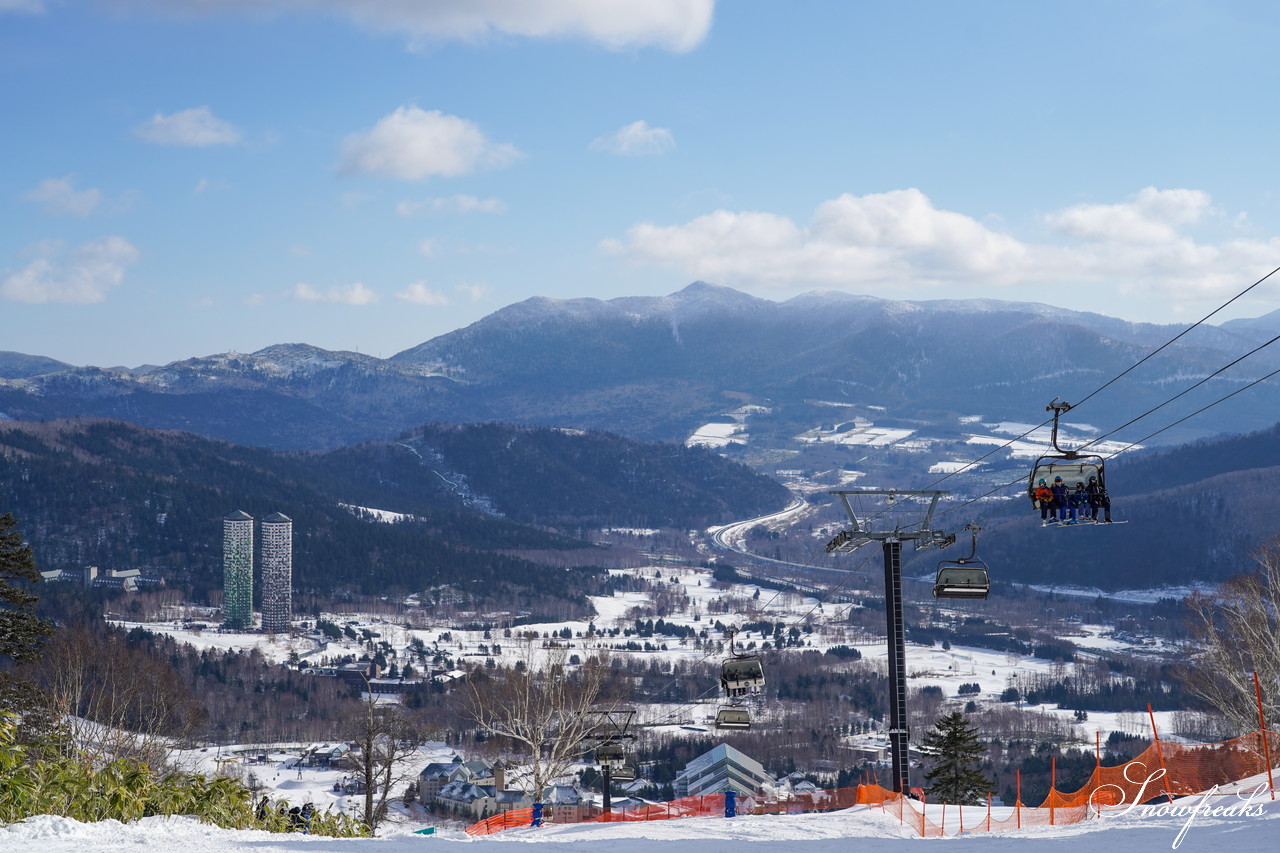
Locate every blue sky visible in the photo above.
<box><xmin>4</xmin><ymin>0</ymin><xmax>1280</xmax><ymax>367</ymax></box>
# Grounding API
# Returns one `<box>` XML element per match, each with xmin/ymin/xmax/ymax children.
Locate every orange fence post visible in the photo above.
<box><xmin>1050</xmin><ymin>756</ymin><xmax>1056</xmax><ymax>826</ymax></box>
<box><xmin>986</xmin><ymin>791</ymin><xmax>991</xmax><ymax>830</ymax></box>
<box><xmin>1148</xmin><ymin>703</ymin><xmax>1176</xmax><ymax>803</ymax></box>
<box><xmin>1254</xmin><ymin>671</ymin><xmax>1276</xmax><ymax>801</ymax></box>
<box><xmin>1016</xmin><ymin>770</ymin><xmax>1021</xmax><ymax>830</ymax></box>
<box><xmin>941</xmin><ymin>802</ymin><xmax>945</xmax><ymax>837</ymax></box>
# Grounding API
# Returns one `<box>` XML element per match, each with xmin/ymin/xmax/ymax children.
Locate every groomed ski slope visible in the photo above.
<box><xmin>5</xmin><ymin>794</ymin><xmax>1279</xmax><ymax>853</ymax></box>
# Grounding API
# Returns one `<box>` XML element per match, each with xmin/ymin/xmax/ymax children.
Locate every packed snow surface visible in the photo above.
<box><xmin>5</xmin><ymin>796</ymin><xmax>1280</xmax><ymax>852</ymax></box>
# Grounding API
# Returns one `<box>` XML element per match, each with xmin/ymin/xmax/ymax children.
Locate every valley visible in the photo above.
<box><xmin>2</xmin><ymin>284</ymin><xmax>1277</xmax><ymax>834</ymax></box>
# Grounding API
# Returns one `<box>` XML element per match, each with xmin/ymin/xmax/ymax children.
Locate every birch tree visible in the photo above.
<box><xmin>1184</xmin><ymin>540</ymin><xmax>1280</xmax><ymax>734</ymax></box>
<box><xmin>34</xmin><ymin>621</ymin><xmax>202</xmax><ymax>767</ymax></box>
<box><xmin>467</xmin><ymin>645</ymin><xmax>612</xmax><ymax>815</ymax></box>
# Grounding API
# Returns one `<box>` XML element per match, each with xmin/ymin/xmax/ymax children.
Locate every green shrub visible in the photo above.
<box><xmin>0</xmin><ymin>715</ymin><xmax>366</xmax><ymax>836</ymax></box>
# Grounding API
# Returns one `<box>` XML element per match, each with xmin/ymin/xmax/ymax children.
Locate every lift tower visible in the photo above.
<box><xmin>826</xmin><ymin>490</ymin><xmax>954</xmax><ymax>795</ymax></box>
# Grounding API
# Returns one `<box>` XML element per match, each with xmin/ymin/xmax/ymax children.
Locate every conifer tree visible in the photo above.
<box><xmin>919</xmin><ymin>710</ymin><xmax>990</xmax><ymax>805</ymax></box>
<box><xmin>0</xmin><ymin>513</ymin><xmax>52</xmax><ymax>667</ymax></box>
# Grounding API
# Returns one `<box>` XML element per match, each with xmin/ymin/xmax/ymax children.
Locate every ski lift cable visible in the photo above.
<box><xmin>874</xmin><ymin>263</ymin><xmax>1280</xmax><ymax>519</ymax></box>
<box><xmin>1095</xmin><ymin>361</ymin><xmax>1280</xmax><ymax>457</ymax></box>
<box><xmin>937</xmin><ymin>357</ymin><xmax>1280</xmax><ymax>525</ymax></box>
<box><xmin>1068</xmin><ymin>263</ymin><xmax>1280</xmax><ymax>414</ymax></box>
<box><xmin>1075</xmin><ymin>328</ymin><xmax>1280</xmax><ymax>452</ymax></box>
<box><xmin>937</xmin><ymin>324</ymin><xmax>1280</xmax><ymax>520</ymax></box>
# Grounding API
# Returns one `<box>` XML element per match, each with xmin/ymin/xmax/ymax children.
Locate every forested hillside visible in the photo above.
<box><xmin>0</xmin><ymin>419</ymin><xmax>788</xmax><ymax>613</ymax></box>
<box><xmin>316</xmin><ymin>422</ymin><xmax>791</xmax><ymax>528</ymax></box>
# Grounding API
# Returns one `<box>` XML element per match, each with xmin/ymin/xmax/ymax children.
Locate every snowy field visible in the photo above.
<box><xmin>114</xmin><ymin>557</ymin><xmax>1188</xmax><ymax>739</ymax></box>
<box><xmin>687</xmin><ymin>421</ymin><xmax>747</xmax><ymax>448</ymax></box>
<box><xmin>5</xmin><ymin>796</ymin><xmax>1280</xmax><ymax>853</ymax></box>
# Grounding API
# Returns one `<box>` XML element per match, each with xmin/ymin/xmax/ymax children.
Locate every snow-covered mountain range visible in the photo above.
<box><xmin>3</xmin><ymin>283</ymin><xmax>1279</xmax><ymax>455</ymax></box>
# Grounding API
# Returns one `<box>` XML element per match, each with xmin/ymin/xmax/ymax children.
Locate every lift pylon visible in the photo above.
<box><xmin>825</xmin><ymin>489</ymin><xmax>954</xmax><ymax>795</ymax></box>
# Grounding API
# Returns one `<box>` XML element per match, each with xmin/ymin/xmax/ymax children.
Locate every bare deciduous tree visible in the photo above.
<box><xmin>29</xmin><ymin>621</ymin><xmax>202</xmax><ymax>768</ymax></box>
<box><xmin>344</xmin><ymin>675</ymin><xmax>426</xmax><ymax>833</ymax></box>
<box><xmin>1184</xmin><ymin>540</ymin><xmax>1280</xmax><ymax>734</ymax></box>
<box><xmin>467</xmin><ymin>644</ymin><xmax>612</xmax><ymax>819</ymax></box>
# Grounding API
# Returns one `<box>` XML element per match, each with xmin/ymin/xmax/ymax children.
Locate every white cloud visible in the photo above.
<box><xmin>590</xmin><ymin>120</ymin><xmax>675</xmax><ymax>156</ymax></box>
<box><xmin>292</xmin><ymin>282</ymin><xmax>379</xmax><ymax>305</ymax></box>
<box><xmin>340</xmin><ymin>106</ymin><xmax>521</xmax><ymax>181</ymax></box>
<box><xmin>418</xmin><ymin>238</ymin><xmax>438</xmax><ymax>257</ymax></box>
<box><xmin>605</xmin><ymin>189</ymin><xmax>1027</xmax><ymax>288</ymax></box>
<box><xmin>117</xmin><ymin>0</ymin><xmax>714</xmax><ymax>52</ymax></box>
<box><xmin>0</xmin><ymin>0</ymin><xmax>44</xmax><ymax>12</ymax></box>
<box><xmin>1</xmin><ymin>236</ymin><xmax>140</xmax><ymax>304</ymax></box>
<box><xmin>396</xmin><ymin>194</ymin><xmax>508</xmax><ymax>216</ymax></box>
<box><xmin>455</xmin><ymin>282</ymin><xmax>491</xmax><ymax>301</ymax></box>
<box><xmin>191</xmin><ymin>177</ymin><xmax>233</xmax><ymax>195</ymax></box>
<box><xmin>24</xmin><ymin>175</ymin><xmax>104</xmax><ymax>217</ymax></box>
<box><xmin>134</xmin><ymin>106</ymin><xmax>242</xmax><ymax>147</ymax></box>
<box><xmin>1047</xmin><ymin>187</ymin><xmax>1215</xmax><ymax>244</ymax></box>
<box><xmin>603</xmin><ymin>187</ymin><xmax>1280</xmax><ymax>303</ymax></box>
<box><xmin>396</xmin><ymin>282</ymin><xmax>449</xmax><ymax>305</ymax></box>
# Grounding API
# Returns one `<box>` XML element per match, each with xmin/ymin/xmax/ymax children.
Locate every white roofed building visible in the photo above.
<box><xmin>673</xmin><ymin>743</ymin><xmax>772</xmax><ymax>798</ymax></box>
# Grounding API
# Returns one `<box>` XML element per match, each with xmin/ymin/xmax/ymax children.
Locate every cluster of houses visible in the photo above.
<box><xmin>418</xmin><ymin>743</ymin><xmax>803</xmax><ymax>822</ymax></box>
<box><xmin>417</xmin><ymin>757</ymin><xmax>591</xmax><ymax>823</ymax></box>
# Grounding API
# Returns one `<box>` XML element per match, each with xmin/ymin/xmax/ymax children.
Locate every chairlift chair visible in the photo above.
<box><xmin>720</xmin><ymin>657</ymin><xmax>766</xmax><ymax>698</ymax></box>
<box><xmin>933</xmin><ymin>524</ymin><xmax>990</xmax><ymax>600</ymax></box>
<box><xmin>612</xmin><ymin>765</ymin><xmax>637</xmax><ymax>783</ymax></box>
<box><xmin>1028</xmin><ymin>398</ymin><xmax>1107</xmax><ymax>509</ymax></box>
<box><xmin>594</xmin><ymin>743</ymin><xmax>626</xmax><ymax>768</ymax></box>
<box><xmin>933</xmin><ymin>564</ymin><xmax>991</xmax><ymax>599</ymax></box>
<box><xmin>714</xmin><ymin>705</ymin><xmax>752</xmax><ymax>730</ymax></box>
<box><xmin>719</xmin><ymin>626</ymin><xmax>766</xmax><ymax>698</ymax></box>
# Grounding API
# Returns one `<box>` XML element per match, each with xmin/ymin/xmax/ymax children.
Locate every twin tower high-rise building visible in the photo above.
<box><xmin>222</xmin><ymin>510</ymin><xmax>293</xmax><ymax>632</ymax></box>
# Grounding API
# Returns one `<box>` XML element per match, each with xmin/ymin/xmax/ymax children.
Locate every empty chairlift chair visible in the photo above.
<box><xmin>714</xmin><ymin>706</ymin><xmax>752</xmax><ymax>730</ymax></box>
<box><xmin>933</xmin><ymin>563</ymin><xmax>991</xmax><ymax>599</ymax></box>
<box><xmin>714</xmin><ymin>628</ymin><xmax>766</xmax><ymax>730</ymax></box>
<box><xmin>933</xmin><ymin>524</ymin><xmax>991</xmax><ymax>600</ymax></box>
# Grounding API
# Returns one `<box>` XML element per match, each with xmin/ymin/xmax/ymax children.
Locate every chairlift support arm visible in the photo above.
<box><xmin>825</xmin><ymin>489</ymin><xmax>952</xmax><ymax>552</ymax></box>
<box><xmin>1047</xmin><ymin>397</ymin><xmax>1075</xmax><ymax>456</ymax></box>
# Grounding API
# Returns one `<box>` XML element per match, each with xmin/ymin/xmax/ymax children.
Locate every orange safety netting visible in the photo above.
<box><xmin>585</xmin><ymin>793</ymin><xmax>726</xmax><ymax>822</ymax></box>
<box><xmin>463</xmin><ymin>728</ymin><xmax>1279</xmax><ymax>838</ymax></box>
<box><xmin>464</xmin><ymin>807</ymin><xmax>534</xmax><ymax>836</ymax></box>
